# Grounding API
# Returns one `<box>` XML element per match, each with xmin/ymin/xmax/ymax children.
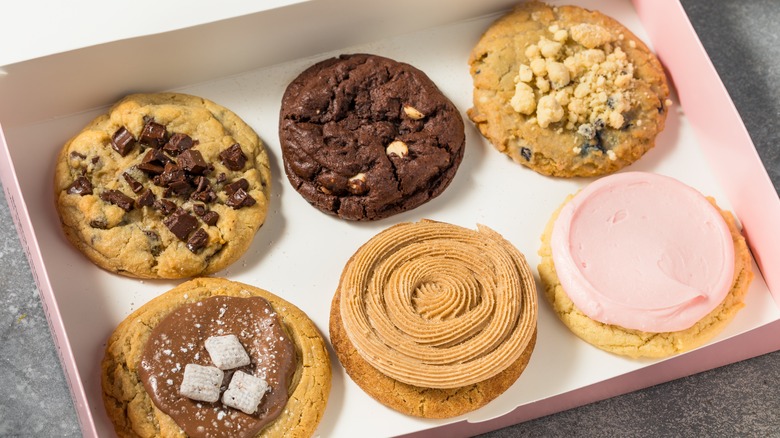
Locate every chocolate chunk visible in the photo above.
<box><xmin>226</xmin><ymin>188</ymin><xmax>256</xmax><ymax>209</ymax></box>
<box><xmin>186</xmin><ymin>228</ymin><xmax>209</xmax><ymax>253</ymax></box>
<box><xmin>202</xmin><ymin>211</ymin><xmax>220</xmax><ymax>226</ymax></box>
<box><xmin>99</xmin><ymin>190</ymin><xmax>135</xmax><ymax>212</ymax></box>
<box><xmin>153</xmin><ymin>199</ymin><xmax>177</xmax><ymax>215</ymax></box>
<box><xmin>223</xmin><ymin>178</ymin><xmax>249</xmax><ymax>196</ymax></box>
<box><xmin>139</xmin><ymin>120</ymin><xmax>168</xmax><ymax>149</ymax></box>
<box><xmin>162</xmin><ymin>133</ymin><xmax>194</xmax><ymax>156</ymax></box>
<box><xmin>91</xmin><ymin>156</ymin><xmax>100</xmax><ymax>165</ymax></box>
<box><xmin>122</xmin><ymin>172</ymin><xmax>144</xmax><ymax>193</ymax></box>
<box><xmin>69</xmin><ymin>151</ymin><xmax>87</xmax><ymax>160</ymax></box>
<box><xmin>178</xmin><ymin>149</ymin><xmax>209</xmax><ymax>175</ymax></box>
<box><xmin>163</xmin><ymin>208</ymin><xmax>198</xmax><ymax>241</ymax></box>
<box><xmin>192</xmin><ymin>202</ymin><xmax>219</xmax><ymax>225</ymax></box>
<box><xmin>190</xmin><ymin>176</ymin><xmax>216</xmax><ymax>203</ymax></box>
<box><xmin>155</xmin><ymin>162</ymin><xmax>187</xmax><ymax>188</ymax></box>
<box><xmin>89</xmin><ymin>218</ymin><xmax>108</xmax><ymax>229</ymax></box>
<box><xmin>143</xmin><ymin>230</ymin><xmax>162</xmax><ymax>256</ymax></box>
<box><xmin>136</xmin><ymin>188</ymin><xmax>156</xmax><ymax>207</ymax></box>
<box><xmin>191</xmin><ymin>189</ymin><xmax>216</xmax><ymax>203</ymax></box>
<box><xmin>66</xmin><ymin>176</ymin><xmax>93</xmax><ymax>195</ymax></box>
<box><xmin>217</xmin><ymin>172</ymin><xmax>227</xmax><ymax>183</ymax></box>
<box><xmin>520</xmin><ymin>147</ymin><xmax>532</xmax><ymax>161</ymax></box>
<box><xmin>168</xmin><ymin>179</ymin><xmax>193</xmax><ymax>197</ymax></box>
<box><xmin>111</xmin><ymin>127</ymin><xmax>136</xmax><ymax>156</ymax></box>
<box><xmin>193</xmin><ymin>203</ymin><xmax>207</xmax><ymax>216</ymax></box>
<box><xmin>219</xmin><ymin>144</ymin><xmax>247</xmax><ymax>171</ymax></box>
<box><xmin>138</xmin><ymin>149</ymin><xmax>169</xmax><ymax>175</ymax></box>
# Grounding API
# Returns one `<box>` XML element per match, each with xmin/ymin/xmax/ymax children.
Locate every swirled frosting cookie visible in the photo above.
<box><xmin>330</xmin><ymin>220</ymin><xmax>537</xmax><ymax>418</ymax></box>
<box><xmin>279</xmin><ymin>54</ymin><xmax>465</xmax><ymax>221</ymax></box>
<box><xmin>468</xmin><ymin>2</ymin><xmax>671</xmax><ymax>177</ymax></box>
<box><xmin>538</xmin><ymin>172</ymin><xmax>753</xmax><ymax>358</ymax></box>
<box><xmin>101</xmin><ymin>278</ymin><xmax>331</xmax><ymax>438</ymax></box>
<box><xmin>54</xmin><ymin>93</ymin><xmax>271</xmax><ymax>279</ymax></box>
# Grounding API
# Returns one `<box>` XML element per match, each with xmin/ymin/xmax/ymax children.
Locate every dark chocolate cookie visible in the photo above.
<box><xmin>279</xmin><ymin>54</ymin><xmax>465</xmax><ymax>221</ymax></box>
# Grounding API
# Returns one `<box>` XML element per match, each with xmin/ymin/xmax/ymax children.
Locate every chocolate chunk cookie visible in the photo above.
<box><xmin>468</xmin><ymin>2</ymin><xmax>671</xmax><ymax>177</ymax></box>
<box><xmin>279</xmin><ymin>54</ymin><xmax>465</xmax><ymax>221</ymax></box>
<box><xmin>54</xmin><ymin>93</ymin><xmax>271</xmax><ymax>279</ymax></box>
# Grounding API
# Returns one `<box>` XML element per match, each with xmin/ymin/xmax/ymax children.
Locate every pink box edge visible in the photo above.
<box><xmin>400</xmin><ymin>318</ymin><xmax>780</xmax><ymax>438</ymax></box>
<box><xmin>0</xmin><ymin>0</ymin><xmax>778</xmax><ymax>436</ymax></box>
<box><xmin>633</xmin><ymin>0</ymin><xmax>780</xmax><ymax>302</ymax></box>
<box><xmin>0</xmin><ymin>125</ymin><xmax>100</xmax><ymax>437</ymax></box>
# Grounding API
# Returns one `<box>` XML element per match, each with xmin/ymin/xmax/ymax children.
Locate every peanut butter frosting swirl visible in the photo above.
<box><xmin>338</xmin><ymin>220</ymin><xmax>537</xmax><ymax>389</ymax></box>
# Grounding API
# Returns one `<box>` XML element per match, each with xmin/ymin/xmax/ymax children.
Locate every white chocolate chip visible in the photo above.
<box><xmin>349</xmin><ymin>173</ymin><xmax>366</xmax><ymax>182</ymax></box>
<box><xmin>607</xmin><ymin>150</ymin><xmax>617</xmax><ymax>161</ymax></box>
<box><xmin>386</xmin><ymin>140</ymin><xmax>408</xmax><ymax>158</ymax></box>
<box><xmin>347</xmin><ymin>173</ymin><xmax>368</xmax><ymax>195</ymax></box>
<box><xmin>403</xmin><ymin>105</ymin><xmax>425</xmax><ymax>120</ymax></box>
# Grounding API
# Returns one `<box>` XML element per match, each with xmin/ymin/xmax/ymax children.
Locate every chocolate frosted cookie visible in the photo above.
<box><xmin>468</xmin><ymin>2</ymin><xmax>671</xmax><ymax>177</ymax></box>
<box><xmin>101</xmin><ymin>278</ymin><xmax>331</xmax><ymax>438</ymax></box>
<box><xmin>54</xmin><ymin>93</ymin><xmax>271</xmax><ymax>279</ymax></box>
<box><xmin>279</xmin><ymin>54</ymin><xmax>465</xmax><ymax>221</ymax></box>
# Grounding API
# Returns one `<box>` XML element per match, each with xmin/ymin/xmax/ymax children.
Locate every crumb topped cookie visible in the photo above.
<box><xmin>54</xmin><ymin>93</ymin><xmax>271</xmax><ymax>279</ymax></box>
<box><xmin>468</xmin><ymin>1</ymin><xmax>671</xmax><ymax>177</ymax></box>
<box><xmin>279</xmin><ymin>54</ymin><xmax>465</xmax><ymax>221</ymax></box>
<box><xmin>101</xmin><ymin>278</ymin><xmax>331</xmax><ymax>438</ymax></box>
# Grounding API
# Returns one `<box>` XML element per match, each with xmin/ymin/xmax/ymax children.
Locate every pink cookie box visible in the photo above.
<box><xmin>1</xmin><ymin>0</ymin><xmax>778</xmax><ymax>437</ymax></box>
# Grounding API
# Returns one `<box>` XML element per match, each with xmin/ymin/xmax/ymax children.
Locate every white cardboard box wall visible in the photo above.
<box><xmin>1</xmin><ymin>1</ymin><xmax>779</xmax><ymax>437</ymax></box>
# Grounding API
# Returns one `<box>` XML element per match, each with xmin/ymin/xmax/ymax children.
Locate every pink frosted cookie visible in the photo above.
<box><xmin>538</xmin><ymin>172</ymin><xmax>753</xmax><ymax>358</ymax></box>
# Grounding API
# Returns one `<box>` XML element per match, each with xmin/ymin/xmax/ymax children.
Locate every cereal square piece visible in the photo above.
<box><xmin>221</xmin><ymin>371</ymin><xmax>268</xmax><ymax>414</ymax></box>
<box><xmin>179</xmin><ymin>364</ymin><xmax>223</xmax><ymax>403</ymax></box>
<box><xmin>205</xmin><ymin>334</ymin><xmax>251</xmax><ymax>370</ymax></box>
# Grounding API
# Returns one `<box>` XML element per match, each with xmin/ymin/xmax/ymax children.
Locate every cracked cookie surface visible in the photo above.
<box><xmin>101</xmin><ymin>278</ymin><xmax>331</xmax><ymax>438</ymax></box>
<box><xmin>279</xmin><ymin>54</ymin><xmax>465</xmax><ymax>220</ymax></box>
<box><xmin>54</xmin><ymin>93</ymin><xmax>271</xmax><ymax>279</ymax></box>
<box><xmin>468</xmin><ymin>1</ymin><xmax>670</xmax><ymax>177</ymax></box>
<box><xmin>538</xmin><ymin>197</ymin><xmax>753</xmax><ymax>358</ymax></box>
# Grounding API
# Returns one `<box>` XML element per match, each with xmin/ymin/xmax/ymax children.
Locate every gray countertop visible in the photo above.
<box><xmin>1</xmin><ymin>0</ymin><xmax>778</xmax><ymax>436</ymax></box>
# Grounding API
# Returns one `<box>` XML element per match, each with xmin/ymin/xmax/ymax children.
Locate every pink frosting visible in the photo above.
<box><xmin>551</xmin><ymin>172</ymin><xmax>735</xmax><ymax>332</ymax></box>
